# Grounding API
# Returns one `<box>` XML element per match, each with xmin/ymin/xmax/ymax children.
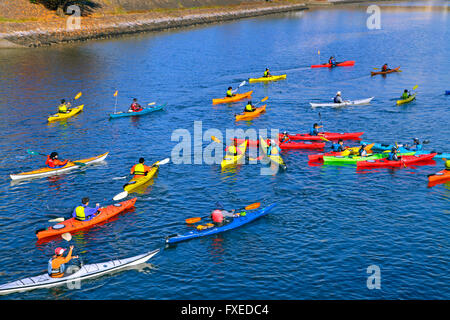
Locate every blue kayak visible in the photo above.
<box><xmin>166</xmin><ymin>203</ymin><xmax>277</xmax><ymax>244</ymax></box>
<box><xmin>109</xmin><ymin>105</ymin><xmax>164</xmax><ymax>119</ymax></box>
<box><xmin>445</xmin><ymin>91</ymin><xmax>450</xmax><ymax>95</ymax></box>
<box><xmin>361</xmin><ymin>141</ymin><xmax>450</xmax><ymax>159</ymax></box>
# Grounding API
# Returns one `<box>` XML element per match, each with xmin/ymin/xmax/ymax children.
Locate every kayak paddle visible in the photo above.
<box><xmin>112</xmin><ymin>157</ymin><xmax>170</xmax><ymax>201</ymax></box>
<box><xmin>211</xmin><ymin>136</ymin><xmax>261</xmax><ymax>162</ymax></box>
<box><xmin>148</xmin><ymin>102</ymin><xmax>156</xmax><ymax>106</ymax></box>
<box><xmin>254</xmin><ymin>96</ymin><xmax>268</xmax><ymax>107</ymax></box>
<box><xmin>49</xmin><ymin>217</ymin><xmax>65</xmax><ymax>223</ymax></box>
<box><xmin>185</xmin><ymin>202</ymin><xmax>261</xmax><ymax>224</ymax></box>
<box><xmin>26</xmin><ymin>149</ymin><xmax>86</xmax><ymax>167</ymax></box>
<box><xmin>62</xmin><ymin>232</ymin><xmax>72</xmax><ymax>241</ymax></box>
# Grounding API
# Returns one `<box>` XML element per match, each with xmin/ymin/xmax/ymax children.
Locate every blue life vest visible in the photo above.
<box><xmin>331</xmin><ymin>143</ymin><xmax>343</xmax><ymax>152</ymax></box>
<box><xmin>310</xmin><ymin>128</ymin><xmax>318</xmax><ymax>136</ymax></box>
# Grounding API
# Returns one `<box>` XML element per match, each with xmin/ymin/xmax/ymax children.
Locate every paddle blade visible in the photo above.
<box><xmin>113</xmin><ymin>191</ymin><xmax>128</xmax><ymax>201</ymax></box>
<box><xmin>73</xmin><ymin>161</ymin><xmax>86</xmax><ymax>167</ymax></box>
<box><xmin>49</xmin><ymin>217</ymin><xmax>65</xmax><ymax>223</ymax></box>
<box><xmin>185</xmin><ymin>217</ymin><xmax>201</xmax><ymax>224</ymax></box>
<box><xmin>211</xmin><ymin>135</ymin><xmax>222</xmax><ymax>144</ymax></box>
<box><xmin>373</xmin><ymin>67</ymin><xmax>380</xmax><ymax>70</ymax></box>
<box><xmin>319</xmin><ymin>136</ymin><xmax>330</xmax><ymax>142</ymax></box>
<box><xmin>244</xmin><ymin>202</ymin><xmax>261</xmax><ymax>210</ymax></box>
<box><xmin>238</xmin><ymin>80</ymin><xmax>246</xmax><ymax>87</ymax></box>
<box><xmin>74</xmin><ymin>92</ymin><xmax>82</xmax><ymax>100</ymax></box>
<box><xmin>157</xmin><ymin>158</ymin><xmax>170</xmax><ymax>166</ymax></box>
<box><xmin>62</xmin><ymin>232</ymin><xmax>72</xmax><ymax>241</ymax></box>
<box><xmin>261</xmin><ymin>96</ymin><xmax>269</xmax><ymax>103</ymax></box>
<box><xmin>413</xmin><ymin>85</ymin><xmax>418</xmax><ymax>90</ymax></box>
<box><xmin>26</xmin><ymin>149</ymin><xmax>40</xmax><ymax>156</ymax></box>
<box><xmin>148</xmin><ymin>102</ymin><xmax>156</xmax><ymax>106</ymax></box>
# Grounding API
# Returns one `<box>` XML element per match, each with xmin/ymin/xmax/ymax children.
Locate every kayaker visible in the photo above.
<box><xmin>404</xmin><ymin>138</ymin><xmax>422</xmax><ymax>151</ymax></box>
<box><xmin>445</xmin><ymin>160</ymin><xmax>450</xmax><ymax>170</ymax></box>
<box><xmin>387</xmin><ymin>147</ymin><xmax>400</xmax><ymax>161</ymax></box>
<box><xmin>227</xmin><ymin>140</ymin><xmax>241</xmax><ymax>156</ymax></box>
<box><xmin>72</xmin><ymin>197</ymin><xmax>100</xmax><ymax>221</ymax></box>
<box><xmin>358</xmin><ymin>143</ymin><xmax>369</xmax><ymax>157</ymax></box>
<box><xmin>334</xmin><ymin>91</ymin><xmax>344</xmax><ymax>103</ymax></box>
<box><xmin>45</xmin><ymin>152</ymin><xmax>69</xmax><ymax>168</ymax></box>
<box><xmin>244</xmin><ymin>101</ymin><xmax>256</xmax><ymax>113</ymax></box>
<box><xmin>280</xmin><ymin>131</ymin><xmax>291</xmax><ymax>144</ymax></box>
<box><xmin>58</xmin><ymin>99</ymin><xmax>71</xmax><ymax>113</ymax></box>
<box><xmin>211</xmin><ymin>208</ymin><xmax>235</xmax><ymax>227</ymax></box>
<box><xmin>401</xmin><ymin>89</ymin><xmax>410</xmax><ymax>100</ymax></box>
<box><xmin>263</xmin><ymin>68</ymin><xmax>271</xmax><ymax>77</ymax></box>
<box><xmin>48</xmin><ymin>246</ymin><xmax>79</xmax><ymax>278</ymax></box>
<box><xmin>129</xmin><ymin>98</ymin><xmax>143</xmax><ymax>113</ymax></box>
<box><xmin>381</xmin><ymin>63</ymin><xmax>391</xmax><ymax>72</ymax></box>
<box><xmin>310</xmin><ymin>123</ymin><xmax>323</xmax><ymax>136</ymax></box>
<box><xmin>329</xmin><ymin>56</ymin><xmax>337</xmax><ymax>67</ymax></box>
<box><xmin>331</xmin><ymin>139</ymin><xmax>346</xmax><ymax>152</ymax></box>
<box><xmin>226</xmin><ymin>86</ymin><xmax>237</xmax><ymax>97</ymax></box>
<box><xmin>130</xmin><ymin>157</ymin><xmax>152</xmax><ymax>178</ymax></box>
<box><xmin>267</xmin><ymin>139</ymin><xmax>281</xmax><ymax>156</ymax></box>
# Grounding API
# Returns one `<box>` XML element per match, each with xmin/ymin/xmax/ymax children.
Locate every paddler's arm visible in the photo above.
<box><xmin>85</xmin><ymin>205</ymin><xmax>100</xmax><ymax>218</ymax></box>
<box><xmin>130</xmin><ymin>164</ymin><xmax>136</xmax><ymax>175</ymax></box>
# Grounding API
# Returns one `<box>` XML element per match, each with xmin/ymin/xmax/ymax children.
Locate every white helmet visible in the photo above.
<box><xmin>337</xmin><ymin>91</ymin><xmax>341</xmax><ymax>96</ymax></box>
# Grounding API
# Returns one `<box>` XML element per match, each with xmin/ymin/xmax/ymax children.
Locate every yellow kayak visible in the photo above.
<box><xmin>248</xmin><ymin>74</ymin><xmax>286</xmax><ymax>83</ymax></box>
<box><xmin>124</xmin><ymin>161</ymin><xmax>159</xmax><ymax>193</ymax></box>
<box><xmin>340</xmin><ymin>143</ymin><xmax>374</xmax><ymax>156</ymax></box>
<box><xmin>397</xmin><ymin>93</ymin><xmax>416</xmax><ymax>105</ymax></box>
<box><xmin>260</xmin><ymin>138</ymin><xmax>287</xmax><ymax>170</ymax></box>
<box><xmin>48</xmin><ymin>105</ymin><xmax>84</xmax><ymax>122</ymax></box>
<box><xmin>221</xmin><ymin>141</ymin><xmax>247</xmax><ymax>168</ymax></box>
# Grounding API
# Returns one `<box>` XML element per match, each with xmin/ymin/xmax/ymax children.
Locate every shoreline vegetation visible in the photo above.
<box><xmin>0</xmin><ymin>0</ymin><xmax>417</xmax><ymax>48</ymax></box>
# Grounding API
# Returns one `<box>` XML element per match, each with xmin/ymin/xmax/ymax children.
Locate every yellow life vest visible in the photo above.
<box><xmin>245</xmin><ymin>104</ymin><xmax>253</xmax><ymax>112</ymax></box>
<box><xmin>75</xmin><ymin>205</ymin><xmax>86</xmax><ymax>221</ymax></box>
<box><xmin>228</xmin><ymin>146</ymin><xmax>237</xmax><ymax>155</ymax></box>
<box><xmin>133</xmin><ymin>163</ymin><xmax>146</xmax><ymax>175</ymax></box>
<box><xmin>226</xmin><ymin>90</ymin><xmax>233</xmax><ymax>97</ymax></box>
<box><xmin>264</xmin><ymin>71</ymin><xmax>269</xmax><ymax>77</ymax></box>
<box><xmin>58</xmin><ymin>103</ymin><xmax>68</xmax><ymax>113</ymax></box>
<box><xmin>445</xmin><ymin>160</ymin><xmax>450</xmax><ymax>170</ymax></box>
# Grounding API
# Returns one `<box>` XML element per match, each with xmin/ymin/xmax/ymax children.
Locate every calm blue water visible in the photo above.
<box><xmin>0</xmin><ymin>3</ymin><xmax>449</xmax><ymax>299</ymax></box>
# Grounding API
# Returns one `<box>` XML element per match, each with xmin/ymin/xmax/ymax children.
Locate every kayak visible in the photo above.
<box><xmin>397</xmin><ymin>93</ymin><xmax>416</xmax><ymax>105</ymax></box>
<box><xmin>371</xmin><ymin>67</ymin><xmax>401</xmax><ymax>76</ymax></box>
<box><xmin>48</xmin><ymin>105</ymin><xmax>84</xmax><ymax>122</ymax></box>
<box><xmin>445</xmin><ymin>91</ymin><xmax>450</xmax><ymax>95</ymax></box>
<box><xmin>235</xmin><ymin>105</ymin><xmax>266</xmax><ymax>121</ymax></box>
<box><xmin>310</xmin><ymin>97</ymin><xmax>374</xmax><ymax>108</ymax></box>
<box><xmin>323</xmin><ymin>152</ymin><xmax>415</xmax><ymax>164</ymax></box>
<box><xmin>109</xmin><ymin>105</ymin><xmax>164</xmax><ymax>119</ymax></box>
<box><xmin>124</xmin><ymin>162</ymin><xmax>159</xmax><ymax>193</ymax></box>
<box><xmin>361</xmin><ymin>141</ymin><xmax>450</xmax><ymax>159</ymax></box>
<box><xmin>36</xmin><ymin>198</ymin><xmax>137</xmax><ymax>240</ymax></box>
<box><xmin>308</xmin><ymin>144</ymin><xmax>375</xmax><ymax>161</ymax></box>
<box><xmin>357</xmin><ymin>153</ymin><xmax>436</xmax><ymax>168</ymax></box>
<box><xmin>0</xmin><ymin>249</ymin><xmax>159</xmax><ymax>295</ymax></box>
<box><xmin>212</xmin><ymin>91</ymin><xmax>252</xmax><ymax>105</ymax></box>
<box><xmin>234</xmin><ymin>138</ymin><xmax>325</xmax><ymax>150</ymax></box>
<box><xmin>285</xmin><ymin>132</ymin><xmax>364</xmax><ymax>141</ymax></box>
<box><xmin>248</xmin><ymin>75</ymin><xmax>286</xmax><ymax>83</ymax></box>
<box><xmin>311</xmin><ymin>60</ymin><xmax>355</xmax><ymax>68</ymax></box>
<box><xmin>428</xmin><ymin>169</ymin><xmax>450</xmax><ymax>185</ymax></box>
<box><xmin>260</xmin><ymin>138</ymin><xmax>287</xmax><ymax>170</ymax></box>
<box><xmin>221</xmin><ymin>140</ymin><xmax>247</xmax><ymax>168</ymax></box>
<box><xmin>10</xmin><ymin>152</ymin><xmax>109</xmax><ymax>181</ymax></box>
<box><xmin>166</xmin><ymin>204</ymin><xmax>276</xmax><ymax>244</ymax></box>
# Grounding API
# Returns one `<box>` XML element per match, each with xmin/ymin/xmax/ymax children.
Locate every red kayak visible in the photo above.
<box><xmin>311</xmin><ymin>60</ymin><xmax>355</xmax><ymax>68</ymax></box>
<box><xmin>233</xmin><ymin>138</ymin><xmax>325</xmax><ymax>150</ymax></box>
<box><xmin>282</xmin><ymin>132</ymin><xmax>363</xmax><ymax>141</ymax></box>
<box><xmin>308</xmin><ymin>152</ymin><xmax>342</xmax><ymax>162</ymax></box>
<box><xmin>357</xmin><ymin>153</ymin><xmax>436</xmax><ymax>169</ymax></box>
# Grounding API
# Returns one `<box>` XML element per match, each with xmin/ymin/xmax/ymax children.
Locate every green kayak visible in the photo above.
<box><xmin>323</xmin><ymin>152</ymin><xmax>415</xmax><ymax>164</ymax></box>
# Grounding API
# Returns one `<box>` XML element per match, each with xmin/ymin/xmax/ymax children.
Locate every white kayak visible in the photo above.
<box><xmin>0</xmin><ymin>249</ymin><xmax>159</xmax><ymax>295</ymax></box>
<box><xmin>310</xmin><ymin>97</ymin><xmax>374</xmax><ymax>108</ymax></box>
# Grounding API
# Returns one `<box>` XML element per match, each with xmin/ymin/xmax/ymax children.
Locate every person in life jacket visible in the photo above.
<box><xmin>280</xmin><ymin>131</ymin><xmax>291</xmax><ymax>144</ymax></box>
<box><xmin>331</xmin><ymin>139</ymin><xmax>346</xmax><ymax>152</ymax></box>
<box><xmin>130</xmin><ymin>157</ymin><xmax>152</xmax><ymax>178</ymax></box>
<box><xmin>227</xmin><ymin>139</ymin><xmax>240</xmax><ymax>156</ymax></box>
<box><xmin>310</xmin><ymin>123</ymin><xmax>323</xmax><ymax>136</ymax></box>
<box><xmin>244</xmin><ymin>100</ymin><xmax>256</xmax><ymax>113</ymax></box>
<box><xmin>267</xmin><ymin>139</ymin><xmax>281</xmax><ymax>156</ymax></box>
<box><xmin>48</xmin><ymin>246</ymin><xmax>78</xmax><ymax>278</ymax></box>
<box><xmin>404</xmin><ymin>138</ymin><xmax>422</xmax><ymax>151</ymax></box>
<box><xmin>387</xmin><ymin>147</ymin><xmax>400</xmax><ymax>161</ymax></box>
<box><xmin>329</xmin><ymin>56</ymin><xmax>337</xmax><ymax>66</ymax></box>
<box><xmin>129</xmin><ymin>98</ymin><xmax>143</xmax><ymax>112</ymax></box>
<box><xmin>226</xmin><ymin>86</ymin><xmax>237</xmax><ymax>97</ymax></box>
<box><xmin>334</xmin><ymin>91</ymin><xmax>344</xmax><ymax>103</ymax></box>
<box><xmin>401</xmin><ymin>89</ymin><xmax>410</xmax><ymax>100</ymax></box>
<box><xmin>445</xmin><ymin>160</ymin><xmax>450</xmax><ymax>170</ymax></box>
<box><xmin>263</xmin><ymin>68</ymin><xmax>271</xmax><ymax>77</ymax></box>
<box><xmin>381</xmin><ymin>63</ymin><xmax>391</xmax><ymax>72</ymax></box>
<box><xmin>211</xmin><ymin>208</ymin><xmax>235</xmax><ymax>227</ymax></box>
<box><xmin>358</xmin><ymin>143</ymin><xmax>369</xmax><ymax>157</ymax></box>
<box><xmin>45</xmin><ymin>152</ymin><xmax>69</xmax><ymax>168</ymax></box>
<box><xmin>58</xmin><ymin>99</ymin><xmax>71</xmax><ymax>113</ymax></box>
<box><xmin>72</xmin><ymin>197</ymin><xmax>100</xmax><ymax>221</ymax></box>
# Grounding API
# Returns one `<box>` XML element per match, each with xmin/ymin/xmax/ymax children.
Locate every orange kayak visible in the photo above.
<box><xmin>235</xmin><ymin>105</ymin><xmax>266</xmax><ymax>121</ymax></box>
<box><xmin>428</xmin><ymin>169</ymin><xmax>450</xmax><ymax>186</ymax></box>
<box><xmin>36</xmin><ymin>198</ymin><xmax>137</xmax><ymax>240</ymax></box>
<box><xmin>212</xmin><ymin>91</ymin><xmax>252</xmax><ymax>105</ymax></box>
